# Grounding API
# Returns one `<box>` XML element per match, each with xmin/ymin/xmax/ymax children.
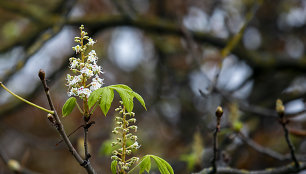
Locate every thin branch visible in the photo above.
<box><xmin>0</xmin><ymin>82</ymin><xmax>54</xmax><ymax>114</ymax></box>
<box><xmin>276</xmin><ymin>99</ymin><xmax>299</xmax><ymax>170</ymax></box>
<box><xmin>83</xmin><ymin>118</ymin><xmax>95</xmax><ymax>161</ymax></box>
<box><xmin>238</xmin><ymin>132</ymin><xmax>285</xmax><ymax>161</ymax></box>
<box><xmin>66</xmin><ymin>15</ymin><xmax>306</xmax><ymax>73</ymax></box>
<box><xmin>210</xmin><ymin>106</ymin><xmax>224</xmax><ymax>174</ymax></box>
<box><xmin>238</xmin><ymin>132</ymin><xmax>306</xmax><ymax>161</ymax></box>
<box><xmin>0</xmin><ymin>0</ymin><xmax>75</xmax><ymax>85</ymax></box>
<box><xmin>0</xmin><ymin>1</ymin><xmax>45</xmax><ymax>22</ymax></box>
<box><xmin>38</xmin><ymin>69</ymin><xmax>96</xmax><ymax>174</ymax></box>
<box><xmin>279</xmin><ymin>117</ymin><xmax>300</xmax><ymax>169</ymax></box>
<box><xmin>194</xmin><ymin>162</ymin><xmax>306</xmax><ymax>174</ymax></box>
<box><xmin>0</xmin><ymin>144</ymin><xmax>40</xmax><ymax>174</ymax></box>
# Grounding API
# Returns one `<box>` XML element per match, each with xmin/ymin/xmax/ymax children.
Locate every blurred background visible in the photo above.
<box><xmin>0</xmin><ymin>0</ymin><xmax>306</xmax><ymax>173</ymax></box>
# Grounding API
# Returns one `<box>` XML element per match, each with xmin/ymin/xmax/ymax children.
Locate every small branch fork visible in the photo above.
<box><xmin>195</xmin><ymin>101</ymin><xmax>306</xmax><ymax>174</ymax></box>
<box><xmin>38</xmin><ymin>69</ymin><xmax>96</xmax><ymax>174</ymax></box>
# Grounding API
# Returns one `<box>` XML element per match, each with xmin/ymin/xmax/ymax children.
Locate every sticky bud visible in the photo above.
<box><xmin>276</xmin><ymin>99</ymin><xmax>285</xmax><ymax>116</ymax></box>
<box><xmin>216</xmin><ymin>106</ymin><xmax>223</xmax><ymax>118</ymax></box>
<box><xmin>47</xmin><ymin>113</ymin><xmax>55</xmax><ymax>124</ymax></box>
<box><xmin>7</xmin><ymin>159</ymin><xmax>21</xmax><ymax>171</ymax></box>
<box><xmin>38</xmin><ymin>69</ymin><xmax>45</xmax><ymax>81</ymax></box>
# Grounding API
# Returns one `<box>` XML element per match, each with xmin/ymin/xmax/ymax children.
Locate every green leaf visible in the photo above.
<box><xmin>88</xmin><ymin>88</ymin><xmax>103</xmax><ymax>109</ymax></box>
<box><xmin>128</xmin><ymin>155</ymin><xmax>173</xmax><ymax>174</ymax></box>
<box><xmin>99</xmin><ymin>87</ymin><xmax>114</xmax><ymax>116</ymax></box>
<box><xmin>180</xmin><ymin>154</ymin><xmax>197</xmax><ymax>171</ymax></box>
<box><xmin>111</xmin><ymin>84</ymin><xmax>133</xmax><ymax>91</ymax></box>
<box><xmin>109</xmin><ymin>85</ymin><xmax>134</xmax><ymax>113</ymax></box>
<box><xmin>99</xmin><ymin>140</ymin><xmax>114</xmax><ymax>156</ymax></box>
<box><xmin>62</xmin><ymin>97</ymin><xmax>77</xmax><ymax>117</ymax></box>
<box><xmin>132</xmin><ymin>92</ymin><xmax>146</xmax><ymax>110</ymax></box>
<box><xmin>151</xmin><ymin>155</ymin><xmax>174</xmax><ymax>174</ymax></box>
<box><xmin>139</xmin><ymin>155</ymin><xmax>151</xmax><ymax>174</ymax></box>
<box><xmin>111</xmin><ymin>160</ymin><xmax>118</xmax><ymax>174</ymax></box>
<box><xmin>109</xmin><ymin>84</ymin><xmax>146</xmax><ymax>111</ymax></box>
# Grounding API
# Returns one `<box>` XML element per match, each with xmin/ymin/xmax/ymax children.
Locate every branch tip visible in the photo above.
<box><xmin>38</xmin><ymin>69</ymin><xmax>46</xmax><ymax>81</ymax></box>
<box><xmin>276</xmin><ymin>99</ymin><xmax>285</xmax><ymax>116</ymax></box>
<box><xmin>216</xmin><ymin>106</ymin><xmax>223</xmax><ymax>118</ymax></box>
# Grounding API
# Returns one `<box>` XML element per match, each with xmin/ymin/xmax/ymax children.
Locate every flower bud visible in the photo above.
<box><xmin>276</xmin><ymin>99</ymin><xmax>285</xmax><ymax>116</ymax></box>
<box><xmin>216</xmin><ymin>106</ymin><xmax>223</xmax><ymax>118</ymax></box>
<box><xmin>47</xmin><ymin>113</ymin><xmax>55</xmax><ymax>124</ymax></box>
<box><xmin>38</xmin><ymin>69</ymin><xmax>45</xmax><ymax>81</ymax></box>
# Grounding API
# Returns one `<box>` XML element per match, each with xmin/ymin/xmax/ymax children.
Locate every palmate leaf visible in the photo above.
<box><xmin>109</xmin><ymin>84</ymin><xmax>147</xmax><ymax>112</ymax></box>
<box><xmin>88</xmin><ymin>87</ymin><xmax>114</xmax><ymax>116</ymax></box>
<box><xmin>139</xmin><ymin>155</ymin><xmax>151</xmax><ymax>174</ymax></box>
<box><xmin>62</xmin><ymin>97</ymin><xmax>77</xmax><ymax>117</ymax></box>
<box><xmin>128</xmin><ymin>155</ymin><xmax>173</xmax><ymax>174</ymax></box>
<box><xmin>88</xmin><ymin>84</ymin><xmax>146</xmax><ymax>116</ymax></box>
<box><xmin>151</xmin><ymin>155</ymin><xmax>174</xmax><ymax>174</ymax></box>
<box><xmin>109</xmin><ymin>85</ymin><xmax>134</xmax><ymax>113</ymax></box>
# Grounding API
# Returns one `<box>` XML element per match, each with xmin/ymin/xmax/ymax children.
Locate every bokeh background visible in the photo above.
<box><xmin>0</xmin><ymin>0</ymin><xmax>306</xmax><ymax>173</ymax></box>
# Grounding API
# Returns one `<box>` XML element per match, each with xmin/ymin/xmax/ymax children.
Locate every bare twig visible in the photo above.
<box><xmin>238</xmin><ymin>132</ymin><xmax>306</xmax><ymax>161</ymax></box>
<box><xmin>0</xmin><ymin>144</ymin><xmax>40</xmax><ymax>174</ymax></box>
<box><xmin>276</xmin><ymin>99</ymin><xmax>299</xmax><ymax>169</ymax></box>
<box><xmin>194</xmin><ymin>162</ymin><xmax>306</xmax><ymax>174</ymax></box>
<box><xmin>238</xmin><ymin>131</ymin><xmax>285</xmax><ymax>160</ymax></box>
<box><xmin>0</xmin><ymin>0</ymin><xmax>75</xmax><ymax>85</ymax></box>
<box><xmin>210</xmin><ymin>106</ymin><xmax>224</xmax><ymax>174</ymax></box>
<box><xmin>56</xmin><ymin>122</ymin><xmax>95</xmax><ymax>146</ymax></box>
<box><xmin>38</xmin><ymin>69</ymin><xmax>96</xmax><ymax>174</ymax></box>
<box><xmin>83</xmin><ymin>118</ymin><xmax>95</xmax><ymax>161</ymax></box>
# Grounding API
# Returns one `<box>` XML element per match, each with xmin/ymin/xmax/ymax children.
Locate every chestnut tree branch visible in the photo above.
<box><xmin>38</xmin><ymin>69</ymin><xmax>96</xmax><ymax>174</ymax></box>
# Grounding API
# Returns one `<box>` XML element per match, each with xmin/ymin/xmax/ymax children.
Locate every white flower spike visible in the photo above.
<box><xmin>66</xmin><ymin>25</ymin><xmax>104</xmax><ymax>100</ymax></box>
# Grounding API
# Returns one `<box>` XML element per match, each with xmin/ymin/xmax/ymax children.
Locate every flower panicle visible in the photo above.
<box><xmin>66</xmin><ymin>25</ymin><xmax>104</xmax><ymax>99</ymax></box>
<box><xmin>111</xmin><ymin>103</ymin><xmax>140</xmax><ymax>173</ymax></box>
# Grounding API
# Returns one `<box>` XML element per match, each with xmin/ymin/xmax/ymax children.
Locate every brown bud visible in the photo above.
<box><xmin>276</xmin><ymin>99</ymin><xmax>285</xmax><ymax>116</ymax></box>
<box><xmin>47</xmin><ymin>113</ymin><xmax>55</xmax><ymax>124</ymax></box>
<box><xmin>216</xmin><ymin>106</ymin><xmax>223</xmax><ymax>118</ymax></box>
<box><xmin>38</xmin><ymin>69</ymin><xmax>45</xmax><ymax>81</ymax></box>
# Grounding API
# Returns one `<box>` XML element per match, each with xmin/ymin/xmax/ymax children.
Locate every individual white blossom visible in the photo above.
<box><xmin>80</xmin><ymin>67</ymin><xmax>94</xmax><ymax>78</ymax></box>
<box><xmin>87</xmin><ymin>55</ymin><xmax>96</xmax><ymax>63</ymax></box>
<box><xmin>69</xmin><ymin>75</ymin><xmax>82</xmax><ymax>86</ymax></box>
<box><xmin>90</xmin><ymin>81</ymin><xmax>102</xmax><ymax>91</ymax></box>
<box><xmin>72</xmin><ymin>45</ymin><xmax>81</xmax><ymax>53</ymax></box>
<box><xmin>130</xmin><ymin>141</ymin><xmax>141</xmax><ymax>149</ymax></box>
<box><xmin>68</xmin><ymin>87</ymin><xmax>78</xmax><ymax>96</ymax></box>
<box><xmin>91</xmin><ymin>64</ymin><xmax>102</xmax><ymax>74</ymax></box>
<box><xmin>92</xmin><ymin>75</ymin><xmax>104</xmax><ymax>84</ymax></box>
<box><xmin>88</xmin><ymin>38</ymin><xmax>96</xmax><ymax>46</ymax></box>
<box><xmin>77</xmin><ymin>87</ymin><xmax>91</xmax><ymax>98</ymax></box>
<box><xmin>70</xmin><ymin>59</ymin><xmax>79</xmax><ymax>69</ymax></box>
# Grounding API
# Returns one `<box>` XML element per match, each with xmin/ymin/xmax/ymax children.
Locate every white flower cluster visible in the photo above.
<box><xmin>111</xmin><ymin>102</ymin><xmax>140</xmax><ymax>172</ymax></box>
<box><xmin>66</xmin><ymin>25</ymin><xmax>104</xmax><ymax>99</ymax></box>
